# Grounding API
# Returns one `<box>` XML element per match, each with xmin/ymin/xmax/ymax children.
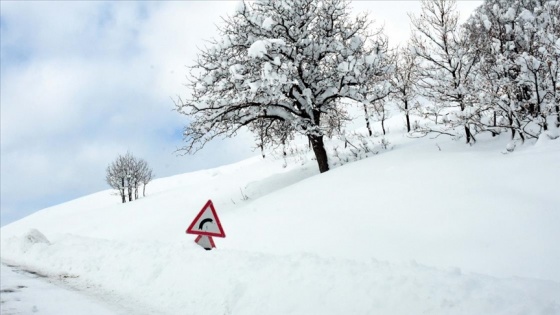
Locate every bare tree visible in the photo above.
<box><xmin>106</xmin><ymin>153</ymin><xmax>129</xmax><ymax>203</ymax></box>
<box><xmin>106</xmin><ymin>152</ymin><xmax>154</xmax><ymax>203</ymax></box>
<box><xmin>392</xmin><ymin>44</ymin><xmax>419</xmax><ymax>133</ymax></box>
<box><xmin>139</xmin><ymin>159</ymin><xmax>154</xmax><ymax>197</ymax></box>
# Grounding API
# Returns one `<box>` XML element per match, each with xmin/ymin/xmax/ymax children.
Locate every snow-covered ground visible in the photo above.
<box><xmin>1</xmin><ymin>115</ymin><xmax>559</xmax><ymax>314</ymax></box>
<box><xmin>1</xmin><ymin>263</ymin><xmax>126</xmax><ymax>315</ymax></box>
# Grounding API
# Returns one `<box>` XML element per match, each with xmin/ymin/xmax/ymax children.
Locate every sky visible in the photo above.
<box><xmin>0</xmin><ymin>1</ymin><xmax>482</xmax><ymax>226</ymax></box>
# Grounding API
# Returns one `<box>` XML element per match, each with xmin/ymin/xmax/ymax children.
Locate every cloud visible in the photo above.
<box><xmin>0</xmin><ymin>1</ymin><xmax>255</xmax><ymax>225</ymax></box>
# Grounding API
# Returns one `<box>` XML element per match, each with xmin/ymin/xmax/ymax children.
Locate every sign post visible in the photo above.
<box><xmin>186</xmin><ymin>200</ymin><xmax>226</xmax><ymax>250</ymax></box>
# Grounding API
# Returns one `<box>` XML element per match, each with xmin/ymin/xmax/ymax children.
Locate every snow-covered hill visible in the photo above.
<box><xmin>1</xmin><ymin>118</ymin><xmax>559</xmax><ymax>314</ymax></box>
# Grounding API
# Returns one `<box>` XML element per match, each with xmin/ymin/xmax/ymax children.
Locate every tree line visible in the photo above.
<box><xmin>175</xmin><ymin>0</ymin><xmax>558</xmax><ymax>174</ymax></box>
<box><xmin>106</xmin><ymin>152</ymin><xmax>154</xmax><ymax>203</ymax></box>
<box><xmin>407</xmin><ymin>0</ymin><xmax>559</xmax><ymax>144</ymax></box>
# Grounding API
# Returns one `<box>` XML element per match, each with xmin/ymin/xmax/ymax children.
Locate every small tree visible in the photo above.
<box><xmin>105</xmin><ymin>154</ymin><xmax>128</xmax><ymax>203</ymax></box>
<box><xmin>392</xmin><ymin>44</ymin><xmax>419</xmax><ymax>133</ymax></box>
<box><xmin>105</xmin><ymin>152</ymin><xmax>154</xmax><ymax>203</ymax></box>
<box><xmin>138</xmin><ymin>159</ymin><xmax>154</xmax><ymax>197</ymax></box>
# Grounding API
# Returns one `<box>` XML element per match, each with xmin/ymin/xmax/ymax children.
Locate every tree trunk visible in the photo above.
<box><xmin>404</xmin><ymin>100</ymin><xmax>411</xmax><ymax>132</ymax></box>
<box><xmin>363</xmin><ymin>104</ymin><xmax>372</xmax><ymax>136</ymax></box>
<box><xmin>556</xmin><ymin>104</ymin><xmax>560</xmax><ymax>127</ymax></box>
<box><xmin>127</xmin><ymin>178</ymin><xmax>133</xmax><ymax>202</ymax></box>
<box><xmin>464</xmin><ymin>125</ymin><xmax>475</xmax><ymax>144</ymax></box>
<box><xmin>492</xmin><ymin>111</ymin><xmax>497</xmax><ymax>136</ymax></box>
<box><xmin>508</xmin><ymin>114</ymin><xmax>516</xmax><ymax>139</ymax></box>
<box><xmin>121</xmin><ymin>178</ymin><xmax>126</xmax><ymax>203</ymax></box>
<box><xmin>143</xmin><ymin>184</ymin><xmax>146</xmax><ymax>197</ymax></box>
<box><xmin>381</xmin><ymin>109</ymin><xmax>386</xmax><ymax>135</ymax></box>
<box><xmin>308</xmin><ymin>134</ymin><xmax>329</xmax><ymax>173</ymax></box>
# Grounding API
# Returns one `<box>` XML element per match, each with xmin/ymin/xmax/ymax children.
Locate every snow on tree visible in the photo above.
<box><xmin>176</xmin><ymin>0</ymin><xmax>392</xmax><ymax>173</ymax></box>
<box><xmin>464</xmin><ymin>0</ymin><xmax>560</xmax><ymax>141</ymax></box>
<box><xmin>409</xmin><ymin>0</ymin><xmax>479</xmax><ymax>144</ymax></box>
<box><xmin>105</xmin><ymin>152</ymin><xmax>154</xmax><ymax>203</ymax></box>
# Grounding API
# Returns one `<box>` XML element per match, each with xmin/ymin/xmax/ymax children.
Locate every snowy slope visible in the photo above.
<box><xmin>1</xmin><ymin>117</ymin><xmax>559</xmax><ymax>314</ymax></box>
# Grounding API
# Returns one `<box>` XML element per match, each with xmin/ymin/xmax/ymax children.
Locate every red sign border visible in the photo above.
<box><xmin>186</xmin><ymin>199</ymin><xmax>226</xmax><ymax>238</ymax></box>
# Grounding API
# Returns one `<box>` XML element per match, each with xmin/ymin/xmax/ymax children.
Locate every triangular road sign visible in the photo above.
<box><xmin>186</xmin><ymin>200</ymin><xmax>226</xmax><ymax>237</ymax></box>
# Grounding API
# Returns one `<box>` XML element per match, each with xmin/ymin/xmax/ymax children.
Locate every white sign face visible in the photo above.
<box><xmin>186</xmin><ymin>200</ymin><xmax>226</xmax><ymax>237</ymax></box>
<box><xmin>192</xmin><ymin>205</ymin><xmax>221</xmax><ymax>233</ymax></box>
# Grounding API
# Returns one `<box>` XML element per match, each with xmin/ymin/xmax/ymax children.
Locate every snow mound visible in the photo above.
<box><xmin>24</xmin><ymin>229</ymin><xmax>50</xmax><ymax>245</ymax></box>
<box><xmin>18</xmin><ymin>229</ymin><xmax>51</xmax><ymax>253</ymax></box>
<box><xmin>3</xmin><ymin>234</ymin><xmax>559</xmax><ymax>315</ymax></box>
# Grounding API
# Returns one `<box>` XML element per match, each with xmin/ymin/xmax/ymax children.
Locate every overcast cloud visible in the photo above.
<box><xmin>0</xmin><ymin>1</ymin><xmax>481</xmax><ymax>225</ymax></box>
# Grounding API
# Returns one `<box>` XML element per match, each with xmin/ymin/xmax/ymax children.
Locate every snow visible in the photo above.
<box><xmin>350</xmin><ymin>36</ymin><xmax>363</xmax><ymax>50</ymax></box>
<box><xmin>247</xmin><ymin>39</ymin><xmax>285</xmax><ymax>58</ymax></box>
<box><xmin>338</xmin><ymin>61</ymin><xmax>350</xmax><ymax>72</ymax></box>
<box><xmin>482</xmin><ymin>15</ymin><xmax>492</xmax><ymax>30</ymax></box>
<box><xmin>262</xmin><ymin>17</ymin><xmax>275</xmax><ymax>30</ymax></box>
<box><xmin>1</xmin><ymin>264</ymin><xmax>123</xmax><ymax>315</ymax></box>
<box><xmin>1</xmin><ymin>115</ymin><xmax>560</xmax><ymax>314</ymax></box>
<box><xmin>504</xmin><ymin>7</ymin><xmax>516</xmax><ymax>21</ymax></box>
<box><xmin>247</xmin><ymin>80</ymin><xmax>261</xmax><ymax>93</ymax></box>
<box><xmin>519</xmin><ymin>9</ymin><xmax>535</xmax><ymax>22</ymax></box>
<box><xmin>365</xmin><ymin>54</ymin><xmax>377</xmax><ymax>65</ymax></box>
<box><xmin>229</xmin><ymin>64</ymin><xmax>244</xmax><ymax>80</ymax></box>
<box><xmin>248</xmin><ymin>40</ymin><xmax>269</xmax><ymax>58</ymax></box>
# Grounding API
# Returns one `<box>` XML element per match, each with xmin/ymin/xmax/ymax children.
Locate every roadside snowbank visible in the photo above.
<box><xmin>2</xmin><ymin>233</ymin><xmax>559</xmax><ymax>315</ymax></box>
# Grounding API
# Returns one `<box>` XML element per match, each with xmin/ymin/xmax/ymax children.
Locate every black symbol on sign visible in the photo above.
<box><xmin>199</xmin><ymin>218</ymin><xmax>213</xmax><ymax>230</ymax></box>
